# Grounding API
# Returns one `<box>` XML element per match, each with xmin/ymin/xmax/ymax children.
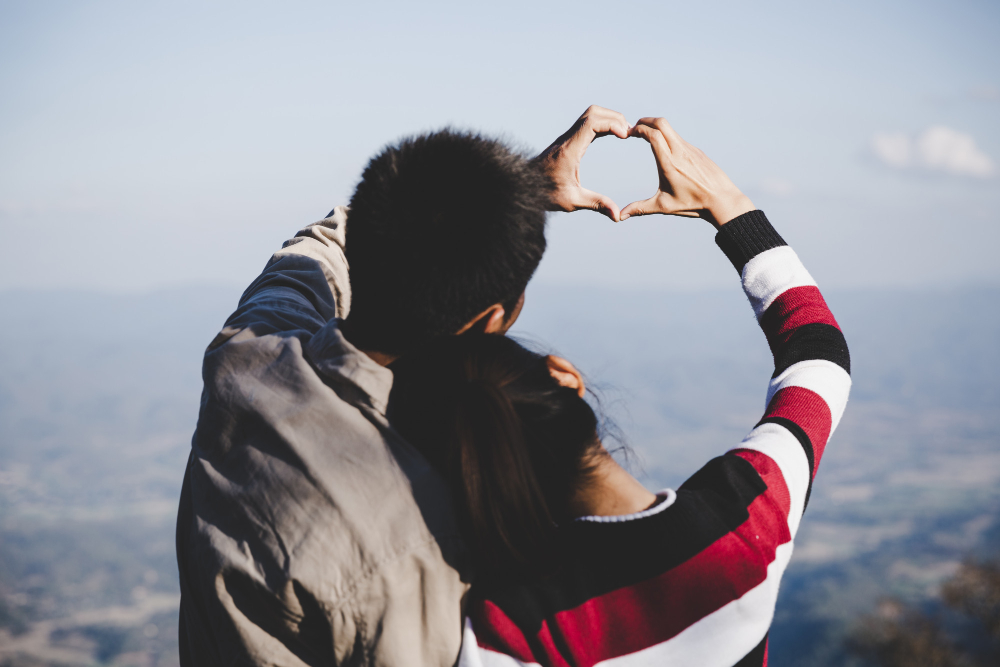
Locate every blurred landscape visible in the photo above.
<box><xmin>1</xmin><ymin>283</ymin><xmax>998</xmax><ymax>666</ymax></box>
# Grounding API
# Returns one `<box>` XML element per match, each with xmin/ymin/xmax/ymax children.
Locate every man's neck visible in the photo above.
<box><xmin>338</xmin><ymin>320</ymin><xmax>398</xmax><ymax>367</ymax></box>
<box><xmin>361</xmin><ymin>348</ymin><xmax>398</xmax><ymax>367</ymax></box>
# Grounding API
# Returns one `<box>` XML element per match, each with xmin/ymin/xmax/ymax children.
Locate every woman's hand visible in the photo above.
<box><xmin>534</xmin><ymin>105</ymin><xmax>631</xmax><ymax>222</ymax></box>
<box><xmin>621</xmin><ymin>117</ymin><xmax>754</xmax><ymax>228</ymax></box>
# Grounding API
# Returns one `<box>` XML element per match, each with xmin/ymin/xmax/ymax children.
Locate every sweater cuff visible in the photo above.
<box><xmin>714</xmin><ymin>210</ymin><xmax>786</xmax><ymax>274</ymax></box>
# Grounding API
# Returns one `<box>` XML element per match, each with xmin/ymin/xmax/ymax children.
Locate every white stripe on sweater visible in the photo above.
<box><xmin>596</xmin><ymin>541</ymin><xmax>794</xmax><ymax>667</ymax></box>
<box><xmin>766</xmin><ymin>359</ymin><xmax>852</xmax><ymax>434</ymax></box>
<box><xmin>459</xmin><ymin>618</ymin><xmax>540</xmax><ymax>667</ymax></box>
<box><xmin>741</xmin><ymin>246</ymin><xmax>817</xmax><ymax>319</ymax></box>
<box><xmin>732</xmin><ymin>422</ymin><xmax>811</xmax><ymax>537</ymax></box>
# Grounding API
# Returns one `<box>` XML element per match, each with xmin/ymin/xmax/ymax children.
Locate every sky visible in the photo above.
<box><xmin>1</xmin><ymin>0</ymin><xmax>998</xmax><ymax>293</ymax></box>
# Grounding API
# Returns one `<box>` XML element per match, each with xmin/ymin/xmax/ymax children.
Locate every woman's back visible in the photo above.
<box><xmin>449</xmin><ymin>210</ymin><xmax>850</xmax><ymax>667</ymax></box>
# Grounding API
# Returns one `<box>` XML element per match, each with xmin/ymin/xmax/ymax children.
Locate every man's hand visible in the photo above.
<box><xmin>621</xmin><ymin>117</ymin><xmax>754</xmax><ymax>227</ymax></box>
<box><xmin>534</xmin><ymin>106</ymin><xmax>631</xmax><ymax>222</ymax></box>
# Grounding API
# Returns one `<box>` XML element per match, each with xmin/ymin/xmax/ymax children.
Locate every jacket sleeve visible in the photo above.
<box><xmin>209</xmin><ymin>206</ymin><xmax>352</xmax><ymax>348</ymax></box>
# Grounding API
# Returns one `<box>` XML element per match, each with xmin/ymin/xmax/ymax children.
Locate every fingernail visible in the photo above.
<box><xmin>621</xmin><ymin>214</ymin><xmax>630</xmax><ymax>221</ymax></box>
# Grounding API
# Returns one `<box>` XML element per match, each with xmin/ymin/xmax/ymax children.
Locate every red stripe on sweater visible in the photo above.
<box><xmin>760</xmin><ymin>286</ymin><xmax>840</xmax><ymax>351</ymax></box>
<box><xmin>491</xmin><ymin>477</ymin><xmax>792</xmax><ymax>666</ymax></box>
<box><xmin>732</xmin><ymin>449</ymin><xmax>792</xmax><ymax>523</ymax></box>
<box><xmin>763</xmin><ymin>386</ymin><xmax>832</xmax><ymax>469</ymax></box>
<box><xmin>475</xmin><ymin>600</ymin><xmax>536</xmax><ymax>661</ymax></box>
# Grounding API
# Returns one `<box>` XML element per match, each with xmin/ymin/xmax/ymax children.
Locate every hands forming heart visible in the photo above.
<box><xmin>534</xmin><ymin>106</ymin><xmax>754</xmax><ymax>227</ymax></box>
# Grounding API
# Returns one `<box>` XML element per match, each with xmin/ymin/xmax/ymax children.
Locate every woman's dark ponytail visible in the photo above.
<box><xmin>389</xmin><ymin>334</ymin><xmax>601</xmax><ymax>573</ymax></box>
<box><xmin>453</xmin><ymin>380</ymin><xmax>553</xmax><ymax>566</ymax></box>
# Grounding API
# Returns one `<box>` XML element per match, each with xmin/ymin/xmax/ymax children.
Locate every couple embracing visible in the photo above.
<box><xmin>176</xmin><ymin>106</ymin><xmax>851</xmax><ymax>667</ymax></box>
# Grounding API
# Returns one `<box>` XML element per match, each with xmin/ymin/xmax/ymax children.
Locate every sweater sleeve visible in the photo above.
<box><xmin>645</xmin><ymin>211</ymin><xmax>853</xmax><ymax>665</ymax></box>
<box><xmin>714</xmin><ymin>209</ymin><xmax>851</xmax><ymax>536</ymax></box>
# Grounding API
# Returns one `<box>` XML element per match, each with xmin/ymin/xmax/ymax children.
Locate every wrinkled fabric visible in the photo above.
<box><xmin>176</xmin><ymin>207</ymin><xmax>471</xmax><ymax>666</ymax></box>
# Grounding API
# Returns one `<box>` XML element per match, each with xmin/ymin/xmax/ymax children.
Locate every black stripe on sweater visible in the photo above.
<box><xmin>757</xmin><ymin>416</ymin><xmax>815</xmax><ymax>509</ymax></box>
<box><xmin>714</xmin><ymin>210</ymin><xmax>787</xmax><ymax>274</ymax></box>
<box><xmin>772</xmin><ymin>323</ymin><xmax>851</xmax><ymax>378</ymax></box>
<box><xmin>734</xmin><ymin>633</ymin><xmax>769</xmax><ymax>666</ymax></box>
<box><xmin>476</xmin><ymin>455</ymin><xmax>767</xmax><ymax>634</ymax></box>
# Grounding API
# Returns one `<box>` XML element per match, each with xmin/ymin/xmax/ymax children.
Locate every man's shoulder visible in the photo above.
<box><xmin>184</xmin><ymin>314</ymin><xmax>462</xmax><ymax>587</ymax></box>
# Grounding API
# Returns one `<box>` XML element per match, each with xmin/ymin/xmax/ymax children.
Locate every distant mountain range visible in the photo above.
<box><xmin>1</xmin><ymin>284</ymin><xmax>997</xmax><ymax>666</ymax></box>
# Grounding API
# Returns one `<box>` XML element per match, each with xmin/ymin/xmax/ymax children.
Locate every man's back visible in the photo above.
<box><xmin>176</xmin><ymin>208</ymin><xmax>469</xmax><ymax>665</ymax></box>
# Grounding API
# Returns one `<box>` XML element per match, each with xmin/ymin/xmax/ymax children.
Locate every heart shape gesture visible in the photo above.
<box><xmin>535</xmin><ymin>108</ymin><xmax>753</xmax><ymax>227</ymax></box>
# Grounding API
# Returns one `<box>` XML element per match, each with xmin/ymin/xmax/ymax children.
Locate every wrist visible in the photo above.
<box><xmin>707</xmin><ymin>193</ymin><xmax>755</xmax><ymax>228</ymax></box>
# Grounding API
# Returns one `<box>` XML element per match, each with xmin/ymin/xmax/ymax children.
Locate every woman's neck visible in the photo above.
<box><xmin>568</xmin><ymin>450</ymin><xmax>659</xmax><ymax>518</ymax></box>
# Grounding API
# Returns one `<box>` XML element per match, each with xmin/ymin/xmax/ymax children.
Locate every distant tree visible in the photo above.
<box><xmin>847</xmin><ymin>558</ymin><xmax>1000</xmax><ymax>667</ymax></box>
<box><xmin>847</xmin><ymin>598</ymin><xmax>969</xmax><ymax>667</ymax></box>
<box><xmin>941</xmin><ymin>559</ymin><xmax>1000</xmax><ymax>640</ymax></box>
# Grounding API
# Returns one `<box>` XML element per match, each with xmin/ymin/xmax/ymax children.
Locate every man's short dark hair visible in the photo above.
<box><xmin>343</xmin><ymin>129</ymin><xmax>551</xmax><ymax>355</ymax></box>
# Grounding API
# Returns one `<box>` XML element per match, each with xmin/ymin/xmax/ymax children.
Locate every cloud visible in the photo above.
<box><xmin>871</xmin><ymin>126</ymin><xmax>994</xmax><ymax>178</ymax></box>
<box><xmin>872</xmin><ymin>133</ymin><xmax>911</xmax><ymax>168</ymax></box>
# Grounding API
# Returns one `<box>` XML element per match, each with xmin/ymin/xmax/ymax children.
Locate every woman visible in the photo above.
<box><xmin>391</xmin><ymin>119</ymin><xmax>851</xmax><ymax>667</ymax></box>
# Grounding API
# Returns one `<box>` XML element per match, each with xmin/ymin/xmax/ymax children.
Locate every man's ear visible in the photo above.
<box><xmin>481</xmin><ymin>306</ymin><xmax>508</xmax><ymax>334</ymax></box>
<box><xmin>455</xmin><ymin>304</ymin><xmax>507</xmax><ymax>335</ymax></box>
<box><xmin>546</xmin><ymin>355</ymin><xmax>586</xmax><ymax>398</ymax></box>
<box><xmin>456</xmin><ymin>291</ymin><xmax>526</xmax><ymax>335</ymax></box>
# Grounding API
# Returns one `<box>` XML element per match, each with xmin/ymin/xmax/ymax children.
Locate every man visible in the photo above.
<box><xmin>175</xmin><ymin>106</ymin><xmax>631</xmax><ymax>665</ymax></box>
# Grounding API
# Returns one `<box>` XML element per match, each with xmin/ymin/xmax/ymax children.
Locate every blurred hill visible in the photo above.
<box><xmin>0</xmin><ymin>284</ymin><xmax>997</xmax><ymax>666</ymax></box>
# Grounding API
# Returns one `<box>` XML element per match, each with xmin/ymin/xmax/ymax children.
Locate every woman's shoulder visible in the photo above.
<box><xmin>472</xmin><ymin>479</ymin><xmax>762</xmax><ymax>614</ymax></box>
<box><xmin>472</xmin><ymin>489</ymin><xmax>681</xmax><ymax>613</ymax></box>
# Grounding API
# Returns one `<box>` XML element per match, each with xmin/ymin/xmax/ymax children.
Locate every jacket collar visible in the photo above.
<box><xmin>304</xmin><ymin>319</ymin><xmax>394</xmax><ymax>415</ymax></box>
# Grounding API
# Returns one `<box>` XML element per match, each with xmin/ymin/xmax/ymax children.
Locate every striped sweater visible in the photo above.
<box><xmin>457</xmin><ymin>211</ymin><xmax>852</xmax><ymax>667</ymax></box>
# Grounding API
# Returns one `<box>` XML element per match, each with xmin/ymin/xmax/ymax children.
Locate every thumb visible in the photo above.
<box><xmin>620</xmin><ymin>195</ymin><xmax>661</xmax><ymax>220</ymax></box>
<box><xmin>578</xmin><ymin>189</ymin><xmax>621</xmax><ymax>222</ymax></box>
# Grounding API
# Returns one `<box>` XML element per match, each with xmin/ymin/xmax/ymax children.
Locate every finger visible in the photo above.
<box><xmin>629</xmin><ymin>123</ymin><xmax>670</xmax><ymax>155</ymax></box>
<box><xmin>634</xmin><ymin>117</ymin><xmax>681</xmax><ymax>150</ymax></box>
<box><xmin>580</xmin><ymin>105</ymin><xmax>631</xmax><ymax>141</ymax></box>
<box><xmin>651</xmin><ymin>117</ymin><xmax>683</xmax><ymax>147</ymax></box>
<box><xmin>628</xmin><ymin>123</ymin><xmax>653</xmax><ymax>143</ymax></box>
<box><xmin>620</xmin><ymin>195</ymin><xmax>662</xmax><ymax>220</ymax></box>
<box><xmin>577</xmin><ymin>188</ymin><xmax>621</xmax><ymax>222</ymax></box>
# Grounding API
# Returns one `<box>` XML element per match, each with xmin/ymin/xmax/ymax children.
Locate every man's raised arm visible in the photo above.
<box><xmin>212</xmin><ymin>206</ymin><xmax>352</xmax><ymax>347</ymax></box>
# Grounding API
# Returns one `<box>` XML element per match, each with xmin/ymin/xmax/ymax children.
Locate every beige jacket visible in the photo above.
<box><xmin>176</xmin><ymin>207</ymin><xmax>470</xmax><ymax>666</ymax></box>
